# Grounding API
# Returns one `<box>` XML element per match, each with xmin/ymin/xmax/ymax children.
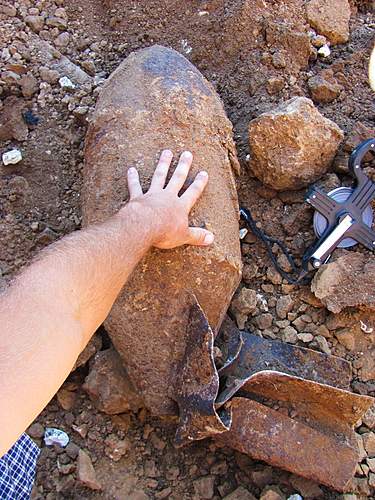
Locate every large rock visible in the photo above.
<box><xmin>306</xmin><ymin>0</ymin><xmax>351</xmax><ymax>45</ymax></box>
<box><xmin>311</xmin><ymin>253</ymin><xmax>375</xmax><ymax>313</ymax></box>
<box><xmin>248</xmin><ymin>97</ymin><xmax>343</xmax><ymax>191</ymax></box>
<box><xmin>83</xmin><ymin>348</ymin><xmax>144</xmax><ymax>415</ymax></box>
<box><xmin>82</xmin><ymin>45</ymin><xmax>242</xmax><ymax>415</ymax></box>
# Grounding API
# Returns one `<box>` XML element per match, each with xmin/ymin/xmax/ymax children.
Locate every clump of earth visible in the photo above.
<box><xmin>0</xmin><ymin>0</ymin><xmax>374</xmax><ymax>498</ymax></box>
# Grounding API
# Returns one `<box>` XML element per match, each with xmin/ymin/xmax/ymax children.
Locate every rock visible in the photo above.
<box><xmin>272</xmin><ymin>51</ymin><xmax>287</xmax><ymax>69</ymax></box>
<box><xmin>28</xmin><ymin>422</ymin><xmax>44</xmax><ymax>439</ymax></box>
<box><xmin>20</xmin><ymin>73</ymin><xmax>38</xmax><ymax>98</ymax></box>
<box><xmin>223</xmin><ymin>486</ymin><xmax>257</xmax><ymax>500</ymax></box>
<box><xmin>363</xmin><ymin>407</ymin><xmax>375</xmax><ymax>430</ymax></box>
<box><xmin>83</xmin><ymin>348</ymin><xmax>144</xmax><ymax>414</ymax></box>
<box><xmin>276</xmin><ymin>295</ymin><xmax>294</xmax><ymax>319</ymax></box>
<box><xmin>368</xmin><ymin>458</ymin><xmax>375</xmax><ymax>472</ymax></box>
<box><xmin>25</xmin><ymin>15</ymin><xmax>45</xmax><ymax>32</ymax></box>
<box><xmin>344</xmin><ymin>122</ymin><xmax>375</xmax><ymax>162</ymax></box>
<box><xmin>255</xmin><ymin>313</ymin><xmax>273</xmax><ymax>330</ymax></box>
<box><xmin>0</xmin><ymin>96</ymin><xmax>28</xmax><ymax>142</ymax></box>
<box><xmin>243</xmin><ymin>262</ymin><xmax>259</xmax><ymax>283</ymax></box>
<box><xmin>32</xmin><ymin>37</ymin><xmax>92</xmax><ymax>86</ymax></box>
<box><xmin>281</xmin><ymin>326</ymin><xmax>298</xmax><ymax>343</ymax></box>
<box><xmin>77</xmin><ymin>449</ymin><xmax>101</xmax><ymax>490</ymax></box>
<box><xmin>363</xmin><ymin>432</ymin><xmax>375</xmax><ymax>457</ymax></box>
<box><xmin>193</xmin><ymin>476</ymin><xmax>215</xmax><ymax>499</ymax></box>
<box><xmin>231</xmin><ymin>287</ymin><xmax>257</xmax><ymax>329</ymax></box>
<box><xmin>39</xmin><ymin>66</ymin><xmax>60</xmax><ymax>84</ymax></box>
<box><xmin>266</xmin><ymin>77</ymin><xmax>284</xmax><ymax>94</ymax></box>
<box><xmin>82</xmin><ymin>45</ymin><xmax>241</xmax><ymax>415</ymax></box>
<box><xmin>308</xmin><ymin>75</ymin><xmax>341</xmax><ymax>103</ymax></box>
<box><xmin>289</xmin><ymin>475</ymin><xmax>323</xmax><ymax>498</ymax></box>
<box><xmin>334</xmin><ymin>328</ymin><xmax>355</xmax><ymax>351</ymax></box>
<box><xmin>297</xmin><ymin>333</ymin><xmax>313</xmax><ymax>342</ymax></box>
<box><xmin>56</xmin><ymin>388</ymin><xmax>76</xmax><ymax>410</ymax></box>
<box><xmin>46</xmin><ymin>16</ymin><xmax>67</xmax><ymax>29</ymax></box>
<box><xmin>357</xmin><ymin>350</ymin><xmax>375</xmax><ymax>382</ymax></box>
<box><xmin>311</xmin><ymin>34</ymin><xmax>327</xmax><ymax>48</ymax></box>
<box><xmin>65</xmin><ymin>442</ymin><xmax>80</xmax><ymax>459</ymax></box>
<box><xmin>265</xmin><ymin>21</ymin><xmax>311</xmax><ymax>72</ymax></box>
<box><xmin>54</xmin><ymin>32</ymin><xmax>71</xmax><ymax>48</ymax></box>
<box><xmin>306</xmin><ymin>0</ymin><xmax>351</xmax><ymax>45</ymax></box>
<box><xmin>311</xmin><ymin>253</ymin><xmax>375</xmax><ymax>313</ymax></box>
<box><xmin>73</xmin><ymin>333</ymin><xmax>102</xmax><ymax>370</ymax></box>
<box><xmin>59</xmin><ymin>76</ymin><xmax>75</xmax><ymax>89</ymax></box>
<box><xmin>315</xmin><ymin>335</ymin><xmax>331</xmax><ymax>354</ymax></box>
<box><xmin>248</xmin><ymin>97</ymin><xmax>343</xmax><ymax>191</ymax></box>
<box><xmin>260</xmin><ymin>486</ymin><xmax>285</xmax><ymax>500</ymax></box>
<box><xmin>2</xmin><ymin>149</ymin><xmax>23</xmax><ymax>166</ymax></box>
<box><xmin>0</xmin><ymin>4</ymin><xmax>17</xmax><ymax>16</ymax></box>
<box><xmin>104</xmin><ymin>434</ymin><xmax>131</xmax><ymax>461</ymax></box>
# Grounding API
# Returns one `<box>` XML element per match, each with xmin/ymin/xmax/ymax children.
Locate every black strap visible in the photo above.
<box><xmin>240</xmin><ymin>208</ymin><xmax>311</xmax><ymax>285</ymax></box>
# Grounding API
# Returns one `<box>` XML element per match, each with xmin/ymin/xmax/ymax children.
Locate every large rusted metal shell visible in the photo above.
<box><xmin>82</xmin><ymin>45</ymin><xmax>242</xmax><ymax>415</ymax></box>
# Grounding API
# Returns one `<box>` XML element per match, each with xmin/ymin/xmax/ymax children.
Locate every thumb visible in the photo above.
<box><xmin>185</xmin><ymin>227</ymin><xmax>214</xmax><ymax>246</ymax></box>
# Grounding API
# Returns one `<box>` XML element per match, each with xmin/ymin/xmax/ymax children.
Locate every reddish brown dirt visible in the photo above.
<box><xmin>0</xmin><ymin>0</ymin><xmax>374</xmax><ymax>498</ymax></box>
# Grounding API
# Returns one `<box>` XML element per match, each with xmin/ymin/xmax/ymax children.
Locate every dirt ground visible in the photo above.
<box><xmin>0</xmin><ymin>0</ymin><xmax>375</xmax><ymax>498</ymax></box>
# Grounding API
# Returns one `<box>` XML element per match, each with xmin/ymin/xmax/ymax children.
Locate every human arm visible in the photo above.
<box><xmin>0</xmin><ymin>150</ymin><xmax>214</xmax><ymax>456</ymax></box>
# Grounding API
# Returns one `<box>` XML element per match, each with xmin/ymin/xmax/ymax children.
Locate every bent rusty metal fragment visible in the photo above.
<box><xmin>239</xmin><ymin>371</ymin><xmax>373</xmax><ymax>438</ymax></box>
<box><xmin>175</xmin><ymin>306</ymin><xmax>375</xmax><ymax>491</ymax></box>
<box><xmin>216</xmin><ymin>323</ymin><xmax>352</xmax><ymax>406</ymax></box>
<box><xmin>215</xmin><ymin>397</ymin><xmax>362</xmax><ymax>492</ymax></box>
<box><xmin>174</xmin><ymin>300</ymin><xmax>231</xmax><ymax>447</ymax></box>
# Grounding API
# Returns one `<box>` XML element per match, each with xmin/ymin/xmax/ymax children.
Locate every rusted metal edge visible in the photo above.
<box><xmin>174</xmin><ymin>300</ymin><xmax>232</xmax><ymax>447</ymax></box>
<box><xmin>215</xmin><ymin>397</ymin><xmax>360</xmax><ymax>492</ymax></box>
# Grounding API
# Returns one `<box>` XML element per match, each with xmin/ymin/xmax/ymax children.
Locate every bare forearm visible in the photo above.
<box><xmin>0</xmin><ymin>205</ymin><xmax>152</xmax><ymax>455</ymax></box>
<box><xmin>0</xmin><ymin>150</ymin><xmax>213</xmax><ymax>456</ymax></box>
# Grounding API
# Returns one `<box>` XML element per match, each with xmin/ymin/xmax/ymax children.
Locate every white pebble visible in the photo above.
<box><xmin>318</xmin><ymin>44</ymin><xmax>331</xmax><ymax>58</ymax></box>
<box><xmin>288</xmin><ymin>496</ymin><xmax>303</xmax><ymax>500</ymax></box>
<box><xmin>2</xmin><ymin>149</ymin><xmax>22</xmax><ymax>165</ymax></box>
<box><xmin>59</xmin><ymin>76</ymin><xmax>76</xmax><ymax>89</ymax></box>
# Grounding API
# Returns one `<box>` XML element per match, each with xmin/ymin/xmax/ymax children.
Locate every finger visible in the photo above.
<box><xmin>149</xmin><ymin>149</ymin><xmax>173</xmax><ymax>192</ymax></box>
<box><xmin>180</xmin><ymin>170</ymin><xmax>208</xmax><ymax>211</ymax></box>
<box><xmin>184</xmin><ymin>227</ymin><xmax>214</xmax><ymax>246</ymax></box>
<box><xmin>127</xmin><ymin>167</ymin><xmax>143</xmax><ymax>199</ymax></box>
<box><xmin>166</xmin><ymin>151</ymin><xmax>193</xmax><ymax>193</ymax></box>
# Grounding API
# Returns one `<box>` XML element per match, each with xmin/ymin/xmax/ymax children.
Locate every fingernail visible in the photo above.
<box><xmin>182</xmin><ymin>151</ymin><xmax>193</xmax><ymax>160</ymax></box>
<box><xmin>128</xmin><ymin>167</ymin><xmax>136</xmax><ymax>174</ymax></box>
<box><xmin>162</xmin><ymin>149</ymin><xmax>173</xmax><ymax>157</ymax></box>
<box><xmin>204</xmin><ymin>233</ymin><xmax>214</xmax><ymax>245</ymax></box>
<box><xmin>199</xmin><ymin>170</ymin><xmax>208</xmax><ymax>177</ymax></box>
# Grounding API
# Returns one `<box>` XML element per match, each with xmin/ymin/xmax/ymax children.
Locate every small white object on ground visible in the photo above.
<box><xmin>239</xmin><ymin>228</ymin><xmax>248</xmax><ymax>239</ymax></box>
<box><xmin>2</xmin><ymin>149</ymin><xmax>22</xmax><ymax>165</ymax></box>
<box><xmin>318</xmin><ymin>44</ymin><xmax>331</xmax><ymax>57</ymax></box>
<box><xmin>288</xmin><ymin>495</ymin><xmax>303</xmax><ymax>500</ymax></box>
<box><xmin>360</xmin><ymin>320</ymin><xmax>373</xmax><ymax>334</ymax></box>
<box><xmin>59</xmin><ymin>76</ymin><xmax>76</xmax><ymax>89</ymax></box>
<box><xmin>44</xmin><ymin>427</ymin><xmax>70</xmax><ymax>447</ymax></box>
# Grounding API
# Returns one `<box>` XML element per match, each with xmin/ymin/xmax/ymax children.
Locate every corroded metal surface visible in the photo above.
<box><xmin>240</xmin><ymin>371</ymin><xmax>373</xmax><ymax>437</ymax></box>
<box><xmin>175</xmin><ymin>306</ymin><xmax>375</xmax><ymax>491</ymax></box>
<box><xmin>216</xmin><ymin>322</ymin><xmax>352</xmax><ymax>406</ymax></box>
<box><xmin>216</xmin><ymin>397</ymin><xmax>361</xmax><ymax>492</ymax></box>
<box><xmin>174</xmin><ymin>301</ymin><xmax>231</xmax><ymax>447</ymax></box>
